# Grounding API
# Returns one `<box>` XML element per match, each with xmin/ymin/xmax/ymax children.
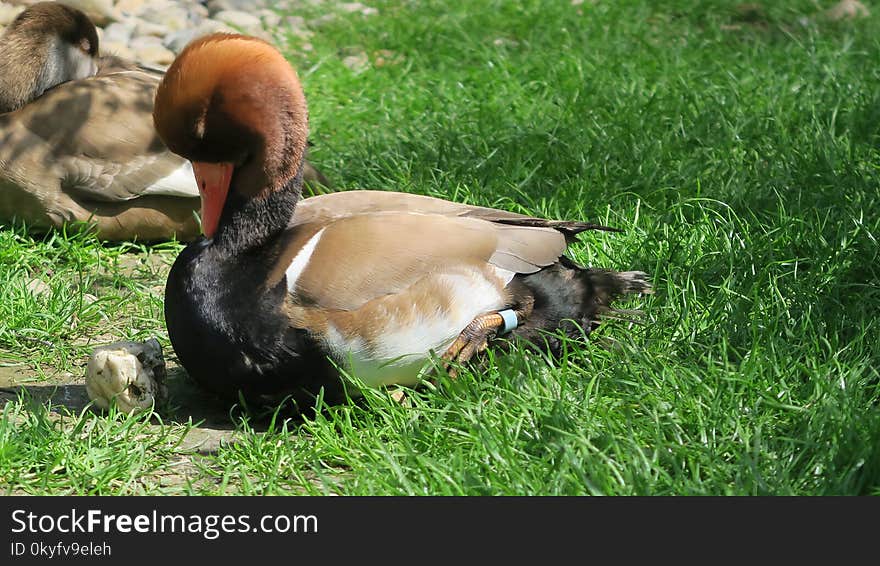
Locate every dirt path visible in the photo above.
<box><xmin>0</xmin><ymin>356</ymin><xmax>248</xmax><ymax>492</ymax></box>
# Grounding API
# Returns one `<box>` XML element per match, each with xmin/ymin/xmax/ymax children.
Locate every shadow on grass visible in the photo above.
<box><xmin>0</xmin><ymin>365</ymin><xmax>242</xmax><ymax>434</ymax></box>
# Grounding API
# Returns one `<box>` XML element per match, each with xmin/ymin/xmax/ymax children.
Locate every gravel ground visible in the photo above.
<box><xmin>0</xmin><ymin>0</ymin><xmax>378</xmax><ymax>67</ymax></box>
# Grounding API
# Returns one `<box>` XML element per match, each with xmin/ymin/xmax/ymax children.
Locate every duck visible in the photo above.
<box><xmin>0</xmin><ymin>2</ymin><xmax>330</xmax><ymax>242</ymax></box>
<box><xmin>154</xmin><ymin>33</ymin><xmax>652</xmax><ymax>408</ymax></box>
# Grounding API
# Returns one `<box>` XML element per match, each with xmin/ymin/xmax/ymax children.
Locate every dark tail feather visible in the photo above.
<box><xmin>493</xmin><ymin>218</ymin><xmax>624</xmax><ymax>239</ymax></box>
<box><xmin>508</xmin><ymin>257</ymin><xmax>652</xmax><ymax>357</ymax></box>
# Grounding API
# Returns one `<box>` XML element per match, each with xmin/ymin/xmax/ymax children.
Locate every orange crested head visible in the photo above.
<box><xmin>153</xmin><ymin>33</ymin><xmax>309</xmax><ymax>197</ymax></box>
<box><xmin>153</xmin><ymin>33</ymin><xmax>309</xmax><ymax>238</ymax></box>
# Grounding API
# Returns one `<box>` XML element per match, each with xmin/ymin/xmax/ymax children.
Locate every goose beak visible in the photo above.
<box><xmin>191</xmin><ymin>162</ymin><xmax>234</xmax><ymax>238</ymax></box>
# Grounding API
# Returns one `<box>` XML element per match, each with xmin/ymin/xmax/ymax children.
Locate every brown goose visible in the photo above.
<box><xmin>0</xmin><ymin>2</ymin><xmax>330</xmax><ymax>242</ymax></box>
<box><xmin>154</xmin><ymin>33</ymin><xmax>652</xmax><ymax>409</ymax></box>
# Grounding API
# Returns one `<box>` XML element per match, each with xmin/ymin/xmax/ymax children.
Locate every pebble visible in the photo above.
<box><xmin>162</xmin><ymin>19</ymin><xmax>236</xmax><ymax>53</ymax></box>
<box><xmin>257</xmin><ymin>8</ymin><xmax>281</xmax><ymax>29</ymax></box>
<box><xmin>102</xmin><ymin>40</ymin><xmax>136</xmax><ymax>60</ymax></box>
<box><xmin>133</xmin><ymin>43</ymin><xmax>175</xmax><ymax>66</ymax></box>
<box><xmin>825</xmin><ymin>0</ymin><xmax>870</xmax><ymax>21</ymax></box>
<box><xmin>25</xmin><ymin>277</ymin><xmax>51</xmax><ymax>298</ymax></box>
<box><xmin>213</xmin><ymin>9</ymin><xmax>265</xmax><ymax>36</ymax></box>
<box><xmin>0</xmin><ymin>3</ymin><xmax>24</xmax><ymax>27</ymax></box>
<box><xmin>102</xmin><ymin>20</ymin><xmax>136</xmax><ymax>44</ymax></box>
<box><xmin>62</xmin><ymin>0</ymin><xmax>116</xmax><ymax>27</ymax></box>
<box><xmin>207</xmin><ymin>0</ymin><xmax>267</xmax><ymax>12</ymax></box>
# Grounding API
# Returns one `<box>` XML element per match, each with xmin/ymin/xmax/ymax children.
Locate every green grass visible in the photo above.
<box><xmin>1</xmin><ymin>0</ymin><xmax>879</xmax><ymax>495</ymax></box>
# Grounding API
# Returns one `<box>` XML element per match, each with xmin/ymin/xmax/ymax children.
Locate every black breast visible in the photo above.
<box><xmin>164</xmin><ymin>239</ymin><xmax>345</xmax><ymax>410</ymax></box>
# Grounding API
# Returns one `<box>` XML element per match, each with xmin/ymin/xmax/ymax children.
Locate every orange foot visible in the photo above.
<box><xmin>441</xmin><ymin>312</ymin><xmax>506</xmax><ymax>378</ymax></box>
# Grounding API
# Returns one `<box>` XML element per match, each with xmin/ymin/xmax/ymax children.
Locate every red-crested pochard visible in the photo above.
<box><xmin>0</xmin><ymin>2</ymin><xmax>330</xmax><ymax>242</ymax></box>
<box><xmin>154</xmin><ymin>33</ymin><xmax>652</xmax><ymax>407</ymax></box>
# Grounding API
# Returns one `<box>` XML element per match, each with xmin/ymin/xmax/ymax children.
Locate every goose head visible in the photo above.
<box><xmin>0</xmin><ymin>2</ymin><xmax>99</xmax><ymax>113</ymax></box>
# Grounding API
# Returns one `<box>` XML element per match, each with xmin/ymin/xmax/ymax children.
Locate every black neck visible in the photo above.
<box><xmin>210</xmin><ymin>166</ymin><xmax>304</xmax><ymax>254</ymax></box>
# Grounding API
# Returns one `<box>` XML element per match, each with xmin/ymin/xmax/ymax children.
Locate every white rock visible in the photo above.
<box><xmin>115</xmin><ymin>0</ymin><xmax>173</xmax><ymax>15</ymax></box>
<box><xmin>286</xmin><ymin>19</ymin><xmax>314</xmax><ymax>41</ymax></box>
<box><xmin>163</xmin><ymin>19</ymin><xmax>236</xmax><ymax>53</ymax></box>
<box><xmin>825</xmin><ymin>0</ymin><xmax>870</xmax><ymax>20</ymax></box>
<box><xmin>213</xmin><ymin>9</ymin><xmax>264</xmax><ymax>34</ymax></box>
<box><xmin>285</xmin><ymin>14</ymin><xmax>306</xmax><ymax>29</ymax></box>
<box><xmin>257</xmin><ymin>8</ymin><xmax>281</xmax><ymax>29</ymax></box>
<box><xmin>342</xmin><ymin>51</ymin><xmax>369</xmax><ymax>73</ymax></box>
<box><xmin>340</xmin><ymin>2</ymin><xmax>377</xmax><ymax>16</ymax></box>
<box><xmin>129</xmin><ymin>34</ymin><xmax>161</xmax><ymax>48</ymax></box>
<box><xmin>101</xmin><ymin>20</ymin><xmax>136</xmax><ymax>44</ymax></box>
<box><xmin>113</xmin><ymin>0</ymin><xmax>146</xmax><ymax>18</ymax></box>
<box><xmin>101</xmin><ymin>40</ymin><xmax>135</xmax><ymax>60</ymax></box>
<box><xmin>340</xmin><ymin>2</ymin><xmax>366</xmax><ymax>12</ymax></box>
<box><xmin>138</xmin><ymin>5</ymin><xmax>196</xmax><ymax>33</ymax></box>
<box><xmin>134</xmin><ymin>43</ymin><xmax>175</xmax><ymax>66</ymax></box>
<box><xmin>61</xmin><ymin>0</ymin><xmax>116</xmax><ymax>26</ymax></box>
<box><xmin>133</xmin><ymin>18</ymin><xmax>170</xmax><ymax>38</ymax></box>
<box><xmin>25</xmin><ymin>277</ymin><xmax>50</xmax><ymax>298</ymax></box>
<box><xmin>207</xmin><ymin>0</ymin><xmax>267</xmax><ymax>13</ymax></box>
<box><xmin>0</xmin><ymin>3</ymin><xmax>25</xmax><ymax>26</ymax></box>
<box><xmin>188</xmin><ymin>3</ymin><xmax>210</xmax><ymax>19</ymax></box>
<box><xmin>86</xmin><ymin>338</ymin><xmax>167</xmax><ymax>414</ymax></box>
<box><xmin>310</xmin><ymin>13</ymin><xmax>337</xmax><ymax>27</ymax></box>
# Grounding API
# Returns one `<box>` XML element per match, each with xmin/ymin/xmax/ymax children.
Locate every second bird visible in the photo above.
<box><xmin>0</xmin><ymin>2</ymin><xmax>330</xmax><ymax>242</ymax></box>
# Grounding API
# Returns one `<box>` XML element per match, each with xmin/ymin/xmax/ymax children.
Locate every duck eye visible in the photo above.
<box><xmin>79</xmin><ymin>38</ymin><xmax>91</xmax><ymax>54</ymax></box>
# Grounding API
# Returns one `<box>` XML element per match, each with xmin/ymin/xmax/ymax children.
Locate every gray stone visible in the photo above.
<box><xmin>101</xmin><ymin>20</ymin><xmax>136</xmax><ymax>44</ymax></box>
<box><xmin>101</xmin><ymin>40</ymin><xmax>136</xmax><ymax>60</ymax></box>
<box><xmin>342</xmin><ymin>51</ymin><xmax>369</xmax><ymax>73</ymax></box>
<box><xmin>825</xmin><ymin>0</ymin><xmax>870</xmax><ymax>20</ymax></box>
<box><xmin>113</xmin><ymin>0</ymin><xmax>146</xmax><ymax>18</ymax></box>
<box><xmin>163</xmin><ymin>19</ymin><xmax>237</xmax><ymax>53</ymax></box>
<box><xmin>25</xmin><ymin>278</ymin><xmax>50</xmax><ymax>298</ymax></box>
<box><xmin>61</xmin><ymin>0</ymin><xmax>116</xmax><ymax>26</ymax></box>
<box><xmin>340</xmin><ymin>2</ymin><xmax>377</xmax><ymax>16</ymax></box>
<box><xmin>0</xmin><ymin>3</ymin><xmax>25</xmax><ymax>26</ymax></box>
<box><xmin>138</xmin><ymin>5</ymin><xmax>197</xmax><ymax>33</ymax></box>
<box><xmin>257</xmin><ymin>8</ymin><xmax>281</xmax><ymax>29</ymax></box>
<box><xmin>133</xmin><ymin>43</ymin><xmax>175</xmax><ymax>66</ymax></box>
<box><xmin>133</xmin><ymin>18</ymin><xmax>170</xmax><ymax>38</ymax></box>
<box><xmin>213</xmin><ymin>9</ymin><xmax>265</xmax><ymax>35</ymax></box>
<box><xmin>206</xmin><ymin>0</ymin><xmax>267</xmax><ymax>13</ymax></box>
<box><xmin>188</xmin><ymin>3</ymin><xmax>210</xmax><ymax>19</ymax></box>
<box><xmin>309</xmin><ymin>13</ymin><xmax>337</xmax><ymax>27</ymax></box>
<box><xmin>285</xmin><ymin>14</ymin><xmax>307</xmax><ymax>29</ymax></box>
<box><xmin>129</xmin><ymin>35</ymin><xmax>163</xmax><ymax>50</ymax></box>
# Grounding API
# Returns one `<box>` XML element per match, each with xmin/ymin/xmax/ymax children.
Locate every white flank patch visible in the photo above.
<box><xmin>285</xmin><ymin>228</ymin><xmax>326</xmax><ymax>292</ymax></box>
<box><xmin>327</xmin><ymin>269</ymin><xmax>507</xmax><ymax>388</ymax></box>
<box><xmin>139</xmin><ymin>163</ymin><xmax>200</xmax><ymax>199</ymax></box>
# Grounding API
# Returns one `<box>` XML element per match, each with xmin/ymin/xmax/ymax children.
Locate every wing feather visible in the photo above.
<box><xmin>277</xmin><ymin>191</ymin><xmax>617</xmax><ymax>311</ymax></box>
